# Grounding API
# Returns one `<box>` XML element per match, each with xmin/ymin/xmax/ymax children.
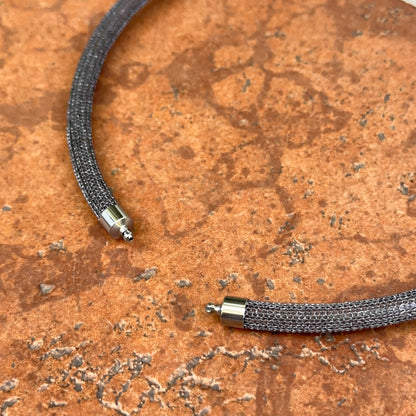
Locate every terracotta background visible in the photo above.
<box><xmin>1</xmin><ymin>0</ymin><xmax>416</xmax><ymax>414</ymax></box>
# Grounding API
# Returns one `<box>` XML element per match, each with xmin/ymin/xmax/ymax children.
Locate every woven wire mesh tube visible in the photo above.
<box><xmin>67</xmin><ymin>0</ymin><xmax>416</xmax><ymax>333</ymax></box>
<box><xmin>244</xmin><ymin>292</ymin><xmax>416</xmax><ymax>333</ymax></box>
<box><xmin>67</xmin><ymin>0</ymin><xmax>152</xmax><ymax>241</ymax></box>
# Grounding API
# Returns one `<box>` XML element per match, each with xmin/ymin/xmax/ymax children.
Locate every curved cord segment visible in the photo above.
<box><xmin>67</xmin><ymin>0</ymin><xmax>151</xmax><ymax>238</ymax></box>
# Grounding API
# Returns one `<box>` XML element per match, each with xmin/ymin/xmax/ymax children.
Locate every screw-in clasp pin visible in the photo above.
<box><xmin>205</xmin><ymin>303</ymin><xmax>221</xmax><ymax>315</ymax></box>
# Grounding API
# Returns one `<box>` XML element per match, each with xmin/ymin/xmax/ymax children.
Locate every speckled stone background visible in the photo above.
<box><xmin>1</xmin><ymin>0</ymin><xmax>416</xmax><ymax>414</ymax></box>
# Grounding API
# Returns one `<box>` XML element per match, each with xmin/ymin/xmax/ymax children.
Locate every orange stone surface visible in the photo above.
<box><xmin>1</xmin><ymin>0</ymin><xmax>416</xmax><ymax>414</ymax></box>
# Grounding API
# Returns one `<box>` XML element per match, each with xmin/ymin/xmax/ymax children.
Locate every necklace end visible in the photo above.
<box><xmin>99</xmin><ymin>204</ymin><xmax>134</xmax><ymax>241</ymax></box>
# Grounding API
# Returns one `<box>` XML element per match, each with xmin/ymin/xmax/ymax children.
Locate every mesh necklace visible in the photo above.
<box><xmin>67</xmin><ymin>0</ymin><xmax>416</xmax><ymax>333</ymax></box>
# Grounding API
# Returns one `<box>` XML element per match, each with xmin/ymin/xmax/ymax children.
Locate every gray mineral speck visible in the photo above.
<box><xmin>96</xmin><ymin>382</ymin><xmax>105</xmax><ymax>400</ymax></box>
<box><xmin>113</xmin><ymin>320</ymin><xmax>126</xmax><ymax>331</ymax></box>
<box><xmin>218</xmin><ymin>279</ymin><xmax>229</xmax><ymax>289</ymax></box>
<box><xmin>398</xmin><ymin>182</ymin><xmax>409</xmax><ymax>195</ymax></box>
<box><xmin>74</xmin><ymin>382</ymin><xmax>82</xmax><ymax>392</ymax></box>
<box><xmin>218</xmin><ymin>273</ymin><xmax>238</xmax><ymax>289</ymax></box>
<box><xmin>134</xmin><ymin>267</ymin><xmax>157</xmax><ymax>281</ymax></box>
<box><xmin>238</xmin><ymin>393</ymin><xmax>255</xmax><ymax>402</ymax></box>
<box><xmin>293</xmin><ymin>276</ymin><xmax>302</xmax><ymax>284</ymax></box>
<box><xmin>70</xmin><ymin>355</ymin><xmax>83</xmax><ymax>368</ymax></box>
<box><xmin>39</xmin><ymin>283</ymin><xmax>55</xmax><ymax>295</ymax></box>
<box><xmin>199</xmin><ymin>407</ymin><xmax>211</xmax><ymax>416</ymax></box>
<box><xmin>266</xmin><ymin>279</ymin><xmax>275</xmax><ymax>290</ymax></box>
<box><xmin>82</xmin><ymin>372</ymin><xmax>97</xmax><ymax>383</ymax></box>
<box><xmin>48</xmin><ymin>400</ymin><xmax>67</xmax><ymax>408</ymax></box>
<box><xmin>156</xmin><ymin>310</ymin><xmax>167</xmax><ymax>322</ymax></box>
<box><xmin>77</xmin><ymin>341</ymin><xmax>90</xmax><ymax>349</ymax></box>
<box><xmin>319</xmin><ymin>356</ymin><xmax>330</xmax><ymax>366</ymax></box>
<box><xmin>182</xmin><ymin>310</ymin><xmax>195</xmax><ymax>320</ymax></box>
<box><xmin>338</xmin><ymin>398</ymin><xmax>347</xmax><ymax>407</ymax></box>
<box><xmin>377</xmin><ymin>132</ymin><xmax>386</xmax><ymax>141</ymax></box>
<box><xmin>175</xmin><ymin>279</ymin><xmax>192</xmax><ymax>288</ymax></box>
<box><xmin>28</xmin><ymin>339</ymin><xmax>43</xmax><ymax>351</ymax></box>
<box><xmin>49</xmin><ymin>239</ymin><xmax>66</xmax><ymax>252</ymax></box>
<box><xmin>41</xmin><ymin>347</ymin><xmax>75</xmax><ymax>360</ymax></box>
<box><xmin>179</xmin><ymin>388</ymin><xmax>190</xmax><ymax>399</ymax></box>
<box><xmin>353</xmin><ymin>162</ymin><xmax>365</xmax><ymax>172</ymax></box>
<box><xmin>1</xmin><ymin>397</ymin><xmax>19</xmax><ymax>412</ymax></box>
<box><xmin>196</xmin><ymin>331</ymin><xmax>212</xmax><ymax>337</ymax></box>
<box><xmin>0</xmin><ymin>379</ymin><xmax>18</xmax><ymax>392</ymax></box>
<box><xmin>141</xmin><ymin>354</ymin><xmax>152</xmax><ymax>364</ymax></box>
<box><xmin>74</xmin><ymin>322</ymin><xmax>84</xmax><ymax>330</ymax></box>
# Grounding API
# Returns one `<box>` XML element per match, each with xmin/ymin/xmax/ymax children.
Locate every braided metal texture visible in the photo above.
<box><xmin>67</xmin><ymin>0</ymin><xmax>151</xmax><ymax>217</ymax></box>
<box><xmin>67</xmin><ymin>0</ymin><xmax>416</xmax><ymax>333</ymax></box>
<box><xmin>244</xmin><ymin>290</ymin><xmax>416</xmax><ymax>333</ymax></box>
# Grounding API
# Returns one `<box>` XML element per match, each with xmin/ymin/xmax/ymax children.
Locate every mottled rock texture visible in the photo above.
<box><xmin>1</xmin><ymin>0</ymin><xmax>416</xmax><ymax>415</ymax></box>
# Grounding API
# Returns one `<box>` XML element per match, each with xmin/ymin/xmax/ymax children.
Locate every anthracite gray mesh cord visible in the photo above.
<box><xmin>67</xmin><ymin>0</ymin><xmax>151</xmax><ymax>241</ymax></box>
<box><xmin>66</xmin><ymin>0</ymin><xmax>416</xmax><ymax>334</ymax></box>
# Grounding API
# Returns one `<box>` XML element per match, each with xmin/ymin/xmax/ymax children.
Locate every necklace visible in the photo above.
<box><xmin>67</xmin><ymin>0</ymin><xmax>416</xmax><ymax>333</ymax></box>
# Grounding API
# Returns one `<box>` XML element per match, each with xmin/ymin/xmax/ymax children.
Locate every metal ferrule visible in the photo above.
<box><xmin>206</xmin><ymin>296</ymin><xmax>247</xmax><ymax>329</ymax></box>
<box><xmin>220</xmin><ymin>296</ymin><xmax>247</xmax><ymax>328</ymax></box>
<box><xmin>99</xmin><ymin>204</ymin><xmax>134</xmax><ymax>241</ymax></box>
